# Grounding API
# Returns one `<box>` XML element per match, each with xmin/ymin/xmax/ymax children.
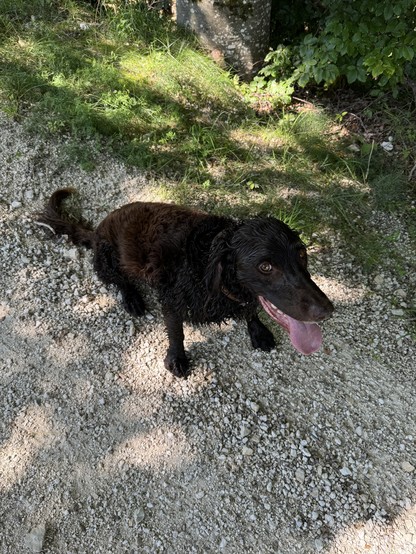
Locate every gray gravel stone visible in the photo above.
<box><xmin>23</xmin><ymin>524</ymin><xmax>46</xmax><ymax>553</ymax></box>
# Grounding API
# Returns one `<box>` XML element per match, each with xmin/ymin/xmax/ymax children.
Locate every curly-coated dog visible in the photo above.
<box><xmin>37</xmin><ymin>189</ymin><xmax>334</xmax><ymax>377</ymax></box>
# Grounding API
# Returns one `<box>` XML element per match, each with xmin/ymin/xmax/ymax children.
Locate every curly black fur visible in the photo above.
<box><xmin>37</xmin><ymin>189</ymin><xmax>333</xmax><ymax>377</ymax></box>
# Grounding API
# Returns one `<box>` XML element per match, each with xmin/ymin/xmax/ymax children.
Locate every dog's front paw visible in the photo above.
<box><xmin>251</xmin><ymin>331</ymin><xmax>276</xmax><ymax>351</ymax></box>
<box><xmin>164</xmin><ymin>352</ymin><xmax>190</xmax><ymax>378</ymax></box>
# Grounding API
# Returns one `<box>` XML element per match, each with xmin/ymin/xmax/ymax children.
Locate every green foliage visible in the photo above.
<box><xmin>243</xmin><ymin>47</ymin><xmax>295</xmax><ymax>107</ymax></box>
<box><xmin>265</xmin><ymin>0</ymin><xmax>416</xmax><ymax>94</ymax></box>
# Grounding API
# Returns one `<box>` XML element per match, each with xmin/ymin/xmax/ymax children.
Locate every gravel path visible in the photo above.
<box><xmin>1</xmin><ymin>112</ymin><xmax>415</xmax><ymax>553</ymax></box>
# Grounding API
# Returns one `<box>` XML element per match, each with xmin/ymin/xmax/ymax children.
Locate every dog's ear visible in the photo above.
<box><xmin>205</xmin><ymin>228</ymin><xmax>233</xmax><ymax>293</ymax></box>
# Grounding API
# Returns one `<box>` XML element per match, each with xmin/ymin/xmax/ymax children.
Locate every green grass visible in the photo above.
<box><xmin>0</xmin><ymin>0</ymin><xmax>414</xmax><ymax>273</ymax></box>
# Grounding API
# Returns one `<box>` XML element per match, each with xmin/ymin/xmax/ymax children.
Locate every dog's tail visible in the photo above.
<box><xmin>36</xmin><ymin>188</ymin><xmax>95</xmax><ymax>249</ymax></box>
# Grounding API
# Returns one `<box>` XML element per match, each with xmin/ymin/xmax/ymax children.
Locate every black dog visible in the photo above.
<box><xmin>37</xmin><ymin>189</ymin><xmax>334</xmax><ymax>377</ymax></box>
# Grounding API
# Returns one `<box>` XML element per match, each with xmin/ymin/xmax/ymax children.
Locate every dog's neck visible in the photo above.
<box><xmin>220</xmin><ymin>284</ymin><xmax>249</xmax><ymax>306</ymax></box>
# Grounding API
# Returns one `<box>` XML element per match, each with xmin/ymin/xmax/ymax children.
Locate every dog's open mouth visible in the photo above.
<box><xmin>258</xmin><ymin>296</ymin><xmax>323</xmax><ymax>355</ymax></box>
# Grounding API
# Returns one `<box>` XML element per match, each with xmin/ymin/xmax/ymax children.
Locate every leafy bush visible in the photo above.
<box><xmin>245</xmin><ymin>46</ymin><xmax>296</xmax><ymax>107</ymax></box>
<box><xmin>264</xmin><ymin>0</ymin><xmax>416</xmax><ymax>97</ymax></box>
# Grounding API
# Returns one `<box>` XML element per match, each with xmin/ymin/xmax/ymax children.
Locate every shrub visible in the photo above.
<box><xmin>264</xmin><ymin>0</ymin><xmax>416</xmax><ymax>97</ymax></box>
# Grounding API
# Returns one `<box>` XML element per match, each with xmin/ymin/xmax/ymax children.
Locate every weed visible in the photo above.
<box><xmin>272</xmin><ymin>199</ymin><xmax>306</xmax><ymax>234</ymax></box>
<box><xmin>369</xmin><ymin>172</ymin><xmax>408</xmax><ymax>211</ymax></box>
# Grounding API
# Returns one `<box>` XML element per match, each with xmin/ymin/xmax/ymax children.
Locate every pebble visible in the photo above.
<box><xmin>401</xmin><ymin>461</ymin><xmax>415</xmax><ymax>473</ymax></box>
<box><xmin>242</xmin><ymin>446</ymin><xmax>253</xmax><ymax>456</ymax></box>
<box><xmin>295</xmin><ymin>468</ymin><xmax>305</xmax><ymax>484</ymax></box>
<box><xmin>134</xmin><ymin>507</ymin><xmax>145</xmax><ymax>523</ymax></box>
<box><xmin>240</xmin><ymin>424</ymin><xmax>250</xmax><ymax>439</ymax></box>
<box><xmin>374</xmin><ymin>274</ymin><xmax>384</xmax><ymax>285</ymax></box>
<box><xmin>219</xmin><ymin>538</ymin><xmax>227</xmax><ymax>549</ymax></box>
<box><xmin>24</xmin><ymin>524</ymin><xmax>46</xmax><ymax>553</ymax></box>
<box><xmin>381</xmin><ymin>140</ymin><xmax>393</xmax><ymax>151</ymax></box>
<box><xmin>64</xmin><ymin>248</ymin><xmax>79</xmax><ymax>261</ymax></box>
<box><xmin>325</xmin><ymin>514</ymin><xmax>335</xmax><ymax>526</ymax></box>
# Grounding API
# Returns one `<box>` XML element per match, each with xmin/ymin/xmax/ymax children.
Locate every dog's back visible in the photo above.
<box><xmin>95</xmin><ymin>202</ymin><xmax>211</xmax><ymax>285</ymax></box>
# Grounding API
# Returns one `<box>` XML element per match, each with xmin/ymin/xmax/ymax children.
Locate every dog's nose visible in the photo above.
<box><xmin>309</xmin><ymin>300</ymin><xmax>334</xmax><ymax>322</ymax></box>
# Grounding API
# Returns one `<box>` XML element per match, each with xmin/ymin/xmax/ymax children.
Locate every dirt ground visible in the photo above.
<box><xmin>0</xmin><ymin>112</ymin><xmax>415</xmax><ymax>553</ymax></box>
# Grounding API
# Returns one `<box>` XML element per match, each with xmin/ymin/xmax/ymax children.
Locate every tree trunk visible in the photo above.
<box><xmin>176</xmin><ymin>0</ymin><xmax>272</xmax><ymax>81</ymax></box>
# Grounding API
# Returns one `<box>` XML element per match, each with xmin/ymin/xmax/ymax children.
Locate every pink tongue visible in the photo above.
<box><xmin>258</xmin><ymin>296</ymin><xmax>323</xmax><ymax>355</ymax></box>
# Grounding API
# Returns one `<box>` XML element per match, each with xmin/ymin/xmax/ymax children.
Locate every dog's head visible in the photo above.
<box><xmin>207</xmin><ymin>217</ymin><xmax>334</xmax><ymax>354</ymax></box>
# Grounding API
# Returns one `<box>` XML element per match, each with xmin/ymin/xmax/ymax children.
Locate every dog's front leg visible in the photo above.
<box><xmin>162</xmin><ymin>306</ymin><xmax>189</xmax><ymax>378</ymax></box>
<box><xmin>247</xmin><ymin>314</ymin><xmax>276</xmax><ymax>352</ymax></box>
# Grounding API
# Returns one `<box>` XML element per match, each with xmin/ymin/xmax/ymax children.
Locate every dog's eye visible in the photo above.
<box><xmin>258</xmin><ymin>262</ymin><xmax>273</xmax><ymax>274</ymax></box>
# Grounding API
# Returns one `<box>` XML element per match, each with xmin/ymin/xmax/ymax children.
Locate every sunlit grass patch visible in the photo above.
<box><xmin>120</xmin><ymin>45</ymin><xmax>243</xmax><ymax>115</ymax></box>
<box><xmin>0</xmin><ymin>0</ymin><xmax>413</xmax><ymax>274</ymax></box>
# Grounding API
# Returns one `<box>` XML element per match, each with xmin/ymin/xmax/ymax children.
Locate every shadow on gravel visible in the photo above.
<box><xmin>1</xmin><ymin>276</ymin><xmax>414</xmax><ymax>553</ymax></box>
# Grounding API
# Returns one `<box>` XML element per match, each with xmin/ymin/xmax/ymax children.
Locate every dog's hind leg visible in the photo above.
<box><xmin>162</xmin><ymin>306</ymin><xmax>189</xmax><ymax>378</ymax></box>
<box><xmin>247</xmin><ymin>315</ymin><xmax>276</xmax><ymax>352</ymax></box>
<box><xmin>93</xmin><ymin>241</ymin><xmax>146</xmax><ymax>317</ymax></box>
